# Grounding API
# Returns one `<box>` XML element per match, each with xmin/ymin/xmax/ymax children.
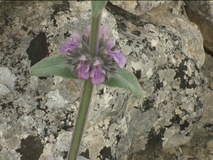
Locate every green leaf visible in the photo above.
<box><xmin>104</xmin><ymin>68</ymin><xmax>143</xmax><ymax>98</ymax></box>
<box><xmin>29</xmin><ymin>54</ymin><xmax>77</xmax><ymax>79</ymax></box>
<box><xmin>91</xmin><ymin>1</ymin><xmax>108</xmax><ymax>17</ymax></box>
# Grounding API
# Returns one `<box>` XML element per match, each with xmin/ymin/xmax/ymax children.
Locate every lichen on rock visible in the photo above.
<box><xmin>0</xmin><ymin>1</ymin><xmax>212</xmax><ymax>160</ymax></box>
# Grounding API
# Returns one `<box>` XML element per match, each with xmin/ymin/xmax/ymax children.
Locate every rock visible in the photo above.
<box><xmin>56</xmin><ymin>130</ymin><xmax>71</xmax><ymax>152</ymax></box>
<box><xmin>77</xmin><ymin>156</ymin><xmax>89</xmax><ymax>160</ymax></box>
<box><xmin>16</xmin><ymin>135</ymin><xmax>44</xmax><ymax>160</ymax></box>
<box><xmin>81</xmin><ymin>1</ymin><xmax>205</xmax><ymax>159</ymax></box>
<box><xmin>0</xmin><ymin>67</ymin><xmax>16</xmax><ymax>96</ymax></box>
<box><xmin>0</xmin><ymin>149</ymin><xmax>21</xmax><ymax>160</ymax></box>
<box><xmin>0</xmin><ymin>1</ymin><xmax>211</xmax><ymax>160</ymax></box>
<box><xmin>185</xmin><ymin>1</ymin><xmax>213</xmax><ymax>52</ymax></box>
<box><xmin>45</xmin><ymin>89</ymin><xmax>68</xmax><ymax>109</ymax></box>
<box><xmin>207</xmin><ymin>139</ymin><xmax>213</xmax><ymax>153</ymax></box>
<box><xmin>110</xmin><ymin>1</ymin><xmax>171</xmax><ymax>16</ymax></box>
<box><xmin>0</xmin><ymin>84</ymin><xmax>11</xmax><ymax>96</ymax></box>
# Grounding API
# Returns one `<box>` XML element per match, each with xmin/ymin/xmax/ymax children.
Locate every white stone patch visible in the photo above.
<box><xmin>56</xmin><ymin>130</ymin><xmax>72</xmax><ymax>151</ymax></box>
<box><xmin>39</xmin><ymin>143</ymin><xmax>56</xmax><ymax>160</ymax></box>
<box><xmin>162</xmin><ymin>125</ymin><xmax>195</xmax><ymax>149</ymax></box>
<box><xmin>207</xmin><ymin>139</ymin><xmax>213</xmax><ymax>154</ymax></box>
<box><xmin>0</xmin><ymin>84</ymin><xmax>11</xmax><ymax>96</ymax></box>
<box><xmin>45</xmin><ymin>89</ymin><xmax>68</xmax><ymax>109</ymax></box>
<box><xmin>0</xmin><ymin>67</ymin><xmax>16</xmax><ymax>95</ymax></box>
<box><xmin>130</xmin><ymin>61</ymin><xmax>142</xmax><ymax>70</ymax></box>
<box><xmin>121</xmin><ymin>45</ymin><xmax>132</xmax><ymax>55</ymax></box>
<box><xmin>146</xmin><ymin>68</ymin><xmax>153</xmax><ymax>79</ymax></box>
<box><xmin>53</xmin><ymin>76</ymin><xmax>63</xmax><ymax>85</ymax></box>
<box><xmin>5</xmin><ymin>135</ymin><xmax>20</xmax><ymax>150</ymax></box>
<box><xmin>0</xmin><ymin>148</ymin><xmax>21</xmax><ymax>160</ymax></box>
<box><xmin>158</xmin><ymin>69</ymin><xmax>176</xmax><ymax>83</ymax></box>
<box><xmin>77</xmin><ymin>156</ymin><xmax>90</xmax><ymax>160</ymax></box>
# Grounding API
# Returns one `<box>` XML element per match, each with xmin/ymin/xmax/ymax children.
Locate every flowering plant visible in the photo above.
<box><xmin>29</xmin><ymin>1</ymin><xmax>143</xmax><ymax>160</ymax></box>
<box><xmin>61</xmin><ymin>25</ymin><xmax>126</xmax><ymax>84</ymax></box>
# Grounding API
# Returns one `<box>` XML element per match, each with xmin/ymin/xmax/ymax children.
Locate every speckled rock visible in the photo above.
<box><xmin>185</xmin><ymin>1</ymin><xmax>213</xmax><ymax>53</ymax></box>
<box><xmin>110</xmin><ymin>1</ymin><xmax>172</xmax><ymax>16</ymax></box>
<box><xmin>0</xmin><ymin>67</ymin><xmax>16</xmax><ymax>96</ymax></box>
<box><xmin>198</xmin><ymin>54</ymin><xmax>213</xmax><ymax>130</ymax></box>
<box><xmin>81</xmin><ymin>2</ymin><xmax>205</xmax><ymax>159</ymax></box>
<box><xmin>0</xmin><ymin>1</ymin><xmax>212</xmax><ymax>160</ymax></box>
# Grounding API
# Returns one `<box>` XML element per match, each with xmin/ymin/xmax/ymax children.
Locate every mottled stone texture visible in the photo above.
<box><xmin>83</xmin><ymin>2</ymin><xmax>205</xmax><ymax>159</ymax></box>
<box><xmin>0</xmin><ymin>1</ymin><xmax>212</xmax><ymax>160</ymax></box>
<box><xmin>185</xmin><ymin>1</ymin><xmax>213</xmax><ymax>53</ymax></box>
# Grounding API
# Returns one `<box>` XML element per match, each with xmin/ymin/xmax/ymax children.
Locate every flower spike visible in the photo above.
<box><xmin>107</xmin><ymin>50</ymin><xmax>126</xmax><ymax>68</ymax></box>
<box><xmin>76</xmin><ymin>55</ymin><xmax>90</xmax><ymax>80</ymax></box>
<box><xmin>90</xmin><ymin>59</ymin><xmax>106</xmax><ymax>84</ymax></box>
<box><xmin>61</xmin><ymin>32</ymin><xmax>82</xmax><ymax>56</ymax></box>
<box><xmin>61</xmin><ymin>25</ymin><xmax>127</xmax><ymax>84</ymax></box>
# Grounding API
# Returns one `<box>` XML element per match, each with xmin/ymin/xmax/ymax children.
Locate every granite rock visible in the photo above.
<box><xmin>81</xmin><ymin>2</ymin><xmax>205</xmax><ymax>159</ymax></box>
<box><xmin>0</xmin><ymin>1</ymin><xmax>212</xmax><ymax>160</ymax></box>
<box><xmin>0</xmin><ymin>67</ymin><xmax>16</xmax><ymax>96</ymax></box>
<box><xmin>110</xmin><ymin>1</ymin><xmax>171</xmax><ymax>16</ymax></box>
<box><xmin>185</xmin><ymin>1</ymin><xmax>213</xmax><ymax>53</ymax></box>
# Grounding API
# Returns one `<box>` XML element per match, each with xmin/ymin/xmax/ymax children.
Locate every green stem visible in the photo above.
<box><xmin>90</xmin><ymin>14</ymin><xmax>102</xmax><ymax>56</ymax></box>
<box><xmin>67</xmin><ymin>12</ymin><xmax>102</xmax><ymax>160</ymax></box>
<box><xmin>67</xmin><ymin>80</ymin><xmax>93</xmax><ymax>160</ymax></box>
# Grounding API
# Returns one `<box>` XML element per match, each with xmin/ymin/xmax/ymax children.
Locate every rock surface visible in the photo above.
<box><xmin>185</xmin><ymin>1</ymin><xmax>213</xmax><ymax>53</ymax></box>
<box><xmin>0</xmin><ymin>1</ymin><xmax>213</xmax><ymax>160</ymax></box>
<box><xmin>0</xmin><ymin>67</ymin><xmax>16</xmax><ymax>96</ymax></box>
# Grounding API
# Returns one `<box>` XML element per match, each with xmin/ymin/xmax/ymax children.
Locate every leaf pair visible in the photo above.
<box><xmin>29</xmin><ymin>55</ymin><xmax>143</xmax><ymax>98</ymax></box>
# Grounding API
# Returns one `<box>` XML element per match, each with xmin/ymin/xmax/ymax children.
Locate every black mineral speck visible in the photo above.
<box><xmin>26</xmin><ymin>32</ymin><xmax>49</xmax><ymax>66</ymax></box>
<box><xmin>174</xmin><ymin>58</ymin><xmax>196</xmax><ymax>89</ymax></box>
<box><xmin>98</xmin><ymin>146</ymin><xmax>113</xmax><ymax>160</ymax></box>
<box><xmin>116</xmin><ymin>134</ymin><xmax>121</xmax><ymax>144</ymax></box>
<box><xmin>64</xmin><ymin>31</ymin><xmax>71</xmax><ymax>38</ymax></box>
<box><xmin>133</xmin><ymin>69</ymin><xmax>141</xmax><ymax>80</ymax></box>
<box><xmin>154</xmin><ymin>75</ymin><xmax>163</xmax><ymax>91</ymax></box>
<box><xmin>142</xmin><ymin>97</ymin><xmax>155</xmax><ymax>112</ymax></box>
<box><xmin>194</xmin><ymin>97</ymin><xmax>203</xmax><ymax>111</ymax></box>
<box><xmin>126</xmin><ymin>39</ymin><xmax>133</xmax><ymax>46</ymax></box>
<box><xmin>145</xmin><ymin>127</ymin><xmax>165</xmax><ymax>151</ymax></box>
<box><xmin>117</xmin><ymin>22</ymin><xmax>127</xmax><ymax>32</ymax></box>
<box><xmin>97</xmin><ymin>88</ymin><xmax>104</xmax><ymax>96</ymax></box>
<box><xmin>131</xmin><ymin>30</ymin><xmax>141</xmax><ymax>36</ymax></box>
<box><xmin>52</xmin><ymin>1</ymin><xmax>70</xmax><ymax>15</ymax></box>
<box><xmin>142</xmin><ymin>37</ymin><xmax>148</xmax><ymax>43</ymax></box>
<box><xmin>51</xmin><ymin>1</ymin><xmax>70</xmax><ymax>27</ymax></box>
<box><xmin>180</xmin><ymin>120</ymin><xmax>189</xmax><ymax>131</ymax></box>
<box><xmin>204</xmin><ymin>123</ymin><xmax>213</xmax><ymax>132</ymax></box>
<box><xmin>16</xmin><ymin>135</ymin><xmax>44</xmax><ymax>160</ymax></box>
<box><xmin>63</xmin><ymin>151</ymin><xmax>68</xmax><ymax>159</ymax></box>
<box><xmin>21</xmin><ymin>25</ymin><xmax>28</xmax><ymax>31</ymax></box>
<box><xmin>170</xmin><ymin>114</ymin><xmax>181</xmax><ymax>124</ymax></box>
<box><xmin>80</xmin><ymin>149</ymin><xmax>90</xmax><ymax>159</ymax></box>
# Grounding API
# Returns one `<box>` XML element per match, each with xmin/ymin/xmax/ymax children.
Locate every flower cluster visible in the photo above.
<box><xmin>61</xmin><ymin>25</ymin><xmax>126</xmax><ymax>84</ymax></box>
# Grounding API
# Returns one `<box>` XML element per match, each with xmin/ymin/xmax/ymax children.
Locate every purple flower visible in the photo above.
<box><xmin>107</xmin><ymin>50</ymin><xmax>126</xmax><ymax>68</ymax></box>
<box><xmin>62</xmin><ymin>25</ymin><xmax>127</xmax><ymax>83</ymax></box>
<box><xmin>90</xmin><ymin>59</ymin><xmax>106</xmax><ymax>84</ymax></box>
<box><xmin>61</xmin><ymin>32</ymin><xmax>82</xmax><ymax>56</ymax></box>
<box><xmin>105</xmin><ymin>38</ymin><xmax>115</xmax><ymax>51</ymax></box>
<box><xmin>76</xmin><ymin>55</ymin><xmax>90</xmax><ymax>80</ymax></box>
<box><xmin>105</xmin><ymin>38</ymin><xmax>126</xmax><ymax>68</ymax></box>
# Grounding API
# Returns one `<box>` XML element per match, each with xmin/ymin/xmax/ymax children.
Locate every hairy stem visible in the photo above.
<box><xmin>89</xmin><ymin>13</ymin><xmax>102</xmax><ymax>56</ymax></box>
<box><xmin>67</xmin><ymin>12</ymin><xmax>102</xmax><ymax>160</ymax></box>
<box><xmin>67</xmin><ymin>80</ymin><xmax>93</xmax><ymax>160</ymax></box>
